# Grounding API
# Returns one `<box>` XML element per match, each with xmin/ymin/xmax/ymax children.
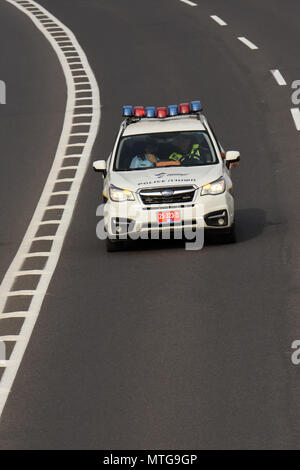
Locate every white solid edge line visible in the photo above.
<box><xmin>290</xmin><ymin>108</ymin><xmax>300</xmax><ymax>131</ymax></box>
<box><xmin>238</xmin><ymin>37</ymin><xmax>258</xmax><ymax>50</ymax></box>
<box><xmin>0</xmin><ymin>0</ymin><xmax>100</xmax><ymax>414</ymax></box>
<box><xmin>270</xmin><ymin>69</ymin><xmax>287</xmax><ymax>86</ymax></box>
<box><xmin>179</xmin><ymin>0</ymin><xmax>197</xmax><ymax>6</ymax></box>
<box><xmin>210</xmin><ymin>15</ymin><xmax>227</xmax><ymax>26</ymax></box>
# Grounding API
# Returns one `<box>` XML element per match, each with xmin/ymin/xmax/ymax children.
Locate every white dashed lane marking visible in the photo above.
<box><xmin>210</xmin><ymin>15</ymin><xmax>227</xmax><ymax>26</ymax></box>
<box><xmin>270</xmin><ymin>69</ymin><xmax>287</xmax><ymax>86</ymax></box>
<box><xmin>238</xmin><ymin>37</ymin><xmax>259</xmax><ymax>50</ymax></box>
<box><xmin>291</xmin><ymin>108</ymin><xmax>300</xmax><ymax>131</ymax></box>
<box><xmin>179</xmin><ymin>0</ymin><xmax>197</xmax><ymax>6</ymax></box>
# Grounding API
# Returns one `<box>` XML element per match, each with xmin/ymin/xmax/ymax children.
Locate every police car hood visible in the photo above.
<box><xmin>110</xmin><ymin>164</ymin><xmax>223</xmax><ymax>192</ymax></box>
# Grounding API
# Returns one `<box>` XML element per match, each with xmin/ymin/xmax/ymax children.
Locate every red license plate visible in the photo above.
<box><xmin>157</xmin><ymin>210</ymin><xmax>181</xmax><ymax>224</ymax></box>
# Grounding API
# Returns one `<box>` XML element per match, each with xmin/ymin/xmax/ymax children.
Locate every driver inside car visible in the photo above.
<box><xmin>130</xmin><ymin>141</ymin><xmax>158</xmax><ymax>169</ymax></box>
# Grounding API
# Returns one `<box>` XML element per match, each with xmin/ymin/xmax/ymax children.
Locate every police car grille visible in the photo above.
<box><xmin>140</xmin><ymin>186</ymin><xmax>195</xmax><ymax>205</ymax></box>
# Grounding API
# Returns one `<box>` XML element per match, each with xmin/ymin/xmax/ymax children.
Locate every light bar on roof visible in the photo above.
<box><xmin>122</xmin><ymin>101</ymin><xmax>202</xmax><ymax>119</ymax></box>
<box><xmin>134</xmin><ymin>106</ymin><xmax>145</xmax><ymax>117</ymax></box>
<box><xmin>145</xmin><ymin>106</ymin><xmax>156</xmax><ymax>117</ymax></box>
<box><xmin>168</xmin><ymin>105</ymin><xmax>178</xmax><ymax>116</ymax></box>
<box><xmin>190</xmin><ymin>100</ymin><xmax>202</xmax><ymax>112</ymax></box>
<box><xmin>179</xmin><ymin>102</ymin><xmax>190</xmax><ymax>114</ymax></box>
<box><xmin>123</xmin><ymin>105</ymin><xmax>133</xmax><ymax>117</ymax></box>
<box><xmin>157</xmin><ymin>107</ymin><xmax>167</xmax><ymax>118</ymax></box>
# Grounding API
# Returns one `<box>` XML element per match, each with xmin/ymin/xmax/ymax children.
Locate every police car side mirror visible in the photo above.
<box><xmin>225</xmin><ymin>151</ymin><xmax>240</xmax><ymax>168</ymax></box>
<box><xmin>93</xmin><ymin>160</ymin><xmax>107</xmax><ymax>177</ymax></box>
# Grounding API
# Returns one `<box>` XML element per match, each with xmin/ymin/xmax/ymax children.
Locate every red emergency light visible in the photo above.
<box><xmin>133</xmin><ymin>106</ymin><xmax>146</xmax><ymax>117</ymax></box>
<box><xmin>179</xmin><ymin>102</ymin><xmax>190</xmax><ymax>114</ymax></box>
<box><xmin>157</xmin><ymin>107</ymin><xmax>167</xmax><ymax>118</ymax></box>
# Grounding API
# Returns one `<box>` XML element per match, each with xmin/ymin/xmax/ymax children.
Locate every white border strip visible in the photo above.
<box><xmin>0</xmin><ymin>0</ymin><xmax>100</xmax><ymax>417</ymax></box>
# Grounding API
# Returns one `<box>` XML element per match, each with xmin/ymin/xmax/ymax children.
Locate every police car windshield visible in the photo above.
<box><xmin>114</xmin><ymin>131</ymin><xmax>218</xmax><ymax>171</ymax></box>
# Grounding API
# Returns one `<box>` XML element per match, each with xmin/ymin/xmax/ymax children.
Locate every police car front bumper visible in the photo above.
<box><xmin>103</xmin><ymin>190</ymin><xmax>234</xmax><ymax>239</ymax></box>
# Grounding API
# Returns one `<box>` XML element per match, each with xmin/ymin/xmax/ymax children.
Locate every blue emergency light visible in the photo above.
<box><xmin>168</xmin><ymin>105</ymin><xmax>178</xmax><ymax>116</ymax></box>
<box><xmin>123</xmin><ymin>105</ymin><xmax>134</xmax><ymax>117</ymax></box>
<box><xmin>190</xmin><ymin>100</ymin><xmax>202</xmax><ymax>112</ymax></box>
<box><xmin>145</xmin><ymin>106</ymin><xmax>156</xmax><ymax>117</ymax></box>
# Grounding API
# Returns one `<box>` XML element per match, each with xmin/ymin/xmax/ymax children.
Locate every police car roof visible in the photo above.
<box><xmin>123</xmin><ymin>115</ymin><xmax>206</xmax><ymax>136</ymax></box>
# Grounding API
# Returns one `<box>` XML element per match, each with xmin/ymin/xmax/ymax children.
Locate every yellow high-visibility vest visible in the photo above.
<box><xmin>169</xmin><ymin>144</ymin><xmax>201</xmax><ymax>161</ymax></box>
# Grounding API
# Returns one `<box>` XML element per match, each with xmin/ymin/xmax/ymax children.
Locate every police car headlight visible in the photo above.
<box><xmin>201</xmin><ymin>177</ymin><xmax>225</xmax><ymax>195</ymax></box>
<box><xmin>109</xmin><ymin>185</ymin><xmax>135</xmax><ymax>202</ymax></box>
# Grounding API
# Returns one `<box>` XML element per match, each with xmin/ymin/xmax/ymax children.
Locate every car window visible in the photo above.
<box><xmin>113</xmin><ymin>131</ymin><xmax>218</xmax><ymax>171</ymax></box>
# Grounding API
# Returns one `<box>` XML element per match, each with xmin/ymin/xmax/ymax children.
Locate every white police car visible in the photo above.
<box><xmin>93</xmin><ymin>101</ymin><xmax>240</xmax><ymax>251</ymax></box>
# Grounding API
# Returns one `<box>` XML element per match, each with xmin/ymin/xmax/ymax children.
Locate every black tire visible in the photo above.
<box><xmin>221</xmin><ymin>223</ymin><xmax>236</xmax><ymax>244</ymax></box>
<box><xmin>105</xmin><ymin>238</ymin><xmax>126</xmax><ymax>252</ymax></box>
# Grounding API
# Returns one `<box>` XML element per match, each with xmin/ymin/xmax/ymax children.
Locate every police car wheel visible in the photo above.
<box><xmin>221</xmin><ymin>223</ymin><xmax>236</xmax><ymax>244</ymax></box>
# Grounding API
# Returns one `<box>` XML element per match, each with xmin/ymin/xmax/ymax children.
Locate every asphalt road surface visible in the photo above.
<box><xmin>0</xmin><ymin>0</ymin><xmax>300</xmax><ymax>449</ymax></box>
